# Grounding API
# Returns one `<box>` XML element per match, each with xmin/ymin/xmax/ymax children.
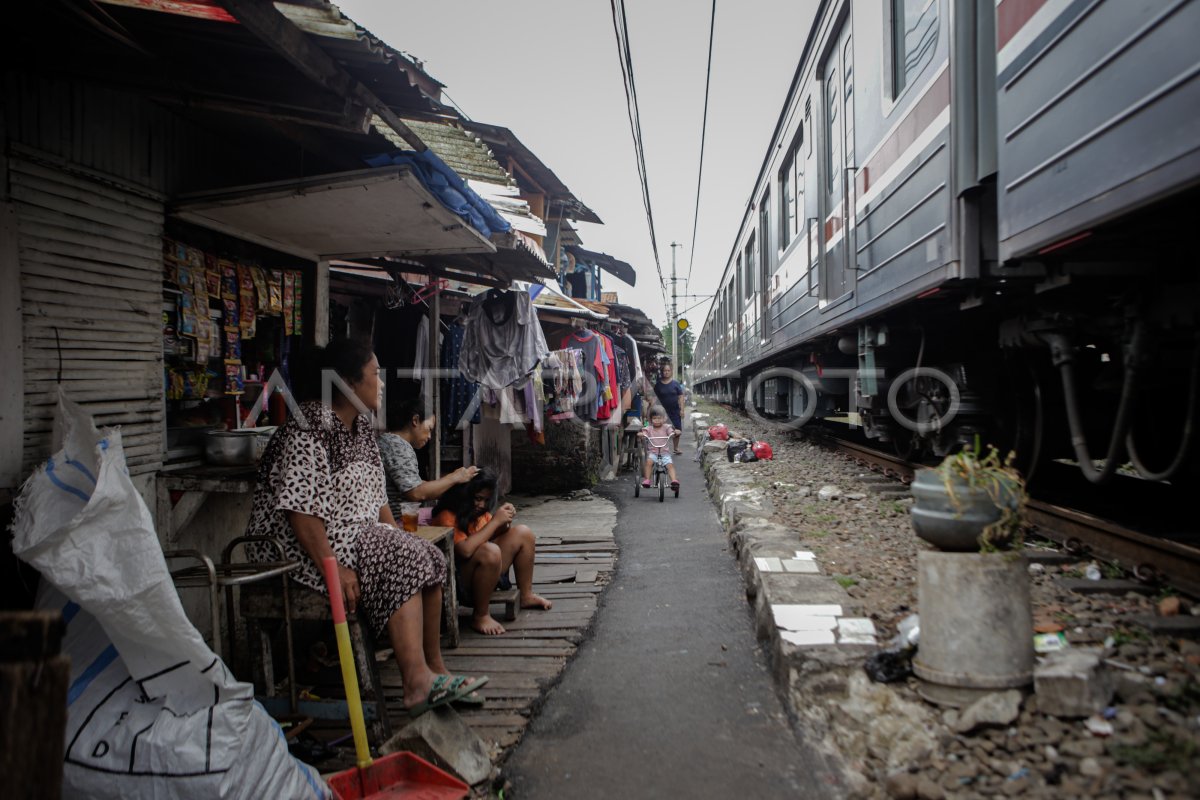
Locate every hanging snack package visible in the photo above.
<box><xmin>225</xmin><ymin>362</ymin><xmax>244</xmax><ymax>395</ymax></box>
<box><xmin>205</xmin><ymin>254</ymin><xmax>222</xmax><ymax>297</ymax></box>
<box><xmin>268</xmin><ymin>269</ymin><xmax>284</xmax><ymax>314</ymax></box>
<box><xmin>282</xmin><ymin>271</ymin><xmax>295</xmax><ymax>335</ymax></box>
<box><xmin>291</xmin><ymin>270</ymin><xmax>303</xmax><ymax>337</ymax></box>
<box><xmin>185</xmin><ymin>246</ymin><xmax>204</xmax><ymax>272</ymax></box>
<box><xmin>191</xmin><ymin>265</ymin><xmax>208</xmax><ymax>306</ymax></box>
<box><xmin>223</xmin><ymin>298</ymin><xmax>239</xmax><ymax>331</ymax></box>
<box><xmin>224</xmin><ymin>329</ymin><xmax>241</xmax><ymax>363</ymax></box>
<box><xmin>178</xmin><ymin>291</ymin><xmax>197</xmax><ymax>338</ymax></box>
<box><xmin>237</xmin><ymin>264</ymin><xmax>256</xmax><ymax>339</ymax></box>
<box><xmin>194</xmin><ymin>313</ymin><xmax>213</xmax><ymax>364</ymax></box>
<box><xmin>250</xmin><ymin>266</ymin><xmax>270</xmax><ymax>313</ymax></box>
<box><xmin>220</xmin><ymin>260</ymin><xmax>238</xmax><ymax>299</ymax></box>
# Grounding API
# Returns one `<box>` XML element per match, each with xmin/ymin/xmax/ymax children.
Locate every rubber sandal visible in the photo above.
<box><xmin>407</xmin><ymin>674</ymin><xmax>489</xmax><ymax>718</ymax></box>
<box><xmin>641</xmin><ymin>479</ymin><xmax>651</xmax><ymax>488</ymax></box>
<box><xmin>670</xmin><ymin>481</ymin><xmax>680</xmax><ymax>490</ymax></box>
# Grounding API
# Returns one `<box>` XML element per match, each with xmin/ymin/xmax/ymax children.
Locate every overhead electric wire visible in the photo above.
<box><xmin>685</xmin><ymin>0</ymin><xmax>716</xmax><ymax>294</ymax></box>
<box><xmin>609</xmin><ymin>0</ymin><xmax>669</xmax><ymax>315</ymax></box>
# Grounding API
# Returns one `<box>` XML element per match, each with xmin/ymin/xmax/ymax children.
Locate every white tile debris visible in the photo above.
<box><xmin>780</xmin><ymin>630</ymin><xmax>838</xmax><ymax>647</ymax></box>
<box><xmin>782</xmin><ymin>559</ymin><xmax>820</xmax><ymax>574</ymax></box>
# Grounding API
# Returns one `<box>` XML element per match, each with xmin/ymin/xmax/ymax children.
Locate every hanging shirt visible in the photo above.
<box><xmin>441</xmin><ymin>319</ymin><xmax>481</xmax><ymax>432</ymax></box>
<box><xmin>560</xmin><ymin>330</ymin><xmax>604</xmax><ymax>421</ymax></box>
<box><xmin>460</xmin><ymin>290</ymin><xmax>549</xmax><ymax>389</ymax></box>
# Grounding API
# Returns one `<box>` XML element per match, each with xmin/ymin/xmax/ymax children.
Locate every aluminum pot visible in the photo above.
<box><xmin>205</xmin><ymin>430</ymin><xmax>258</xmax><ymax>466</ymax></box>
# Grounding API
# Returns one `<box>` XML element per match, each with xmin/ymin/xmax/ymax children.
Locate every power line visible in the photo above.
<box><xmin>608</xmin><ymin>0</ymin><xmax>668</xmax><ymax>315</ymax></box>
<box><xmin>684</xmin><ymin>0</ymin><xmax>717</xmax><ymax>294</ymax></box>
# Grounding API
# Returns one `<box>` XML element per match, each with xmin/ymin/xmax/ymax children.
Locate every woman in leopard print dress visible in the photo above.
<box><xmin>246</xmin><ymin>339</ymin><xmax>483</xmax><ymax>715</ymax></box>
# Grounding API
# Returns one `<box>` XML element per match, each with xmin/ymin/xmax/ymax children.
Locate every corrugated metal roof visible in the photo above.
<box><xmin>461</xmin><ymin>120</ymin><xmax>602</xmax><ymax>225</ymax></box>
<box><xmin>371</xmin><ymin>117</ymin><xmax>513</xmax><ymax>186</ymax></box>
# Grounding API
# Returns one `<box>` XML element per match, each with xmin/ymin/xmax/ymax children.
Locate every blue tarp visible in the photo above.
<box><xmin>364</xmin><ymin>149</ymin><xmax>511</xmax><ymax>239</ymax></box>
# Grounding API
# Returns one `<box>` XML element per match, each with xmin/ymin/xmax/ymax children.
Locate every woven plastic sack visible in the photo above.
<box><xmin>11</xmin><ymin>390</ymin><xmax>330</xmax><ymax>800</ymax></box>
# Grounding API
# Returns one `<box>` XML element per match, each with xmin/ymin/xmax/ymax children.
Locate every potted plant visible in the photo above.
<box><xmin>910</xmin><ymin>438</ymin><xmax>1026</xmax><ymax>552</ymax></box>
<box><xmin>909</xmin><ymin>440</ymin><xmax>1035</xmax><ymax>701</ymax></box>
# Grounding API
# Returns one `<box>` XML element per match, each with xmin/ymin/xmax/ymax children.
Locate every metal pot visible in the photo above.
<box><xmin>909</xmin><ymin>468</ymin><xmax>1019</xmax><ymax>551</ymax></box>
<box><xmin>205</xmin><ymin>430</ymin><xmax>258</xmax><ymax>466</ymax></box>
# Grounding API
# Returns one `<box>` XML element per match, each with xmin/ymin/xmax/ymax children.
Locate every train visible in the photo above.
<box><xmin>692</xmin><ymin>0</ymin><xmax>1200</xmax><ymax>486</ymax></box>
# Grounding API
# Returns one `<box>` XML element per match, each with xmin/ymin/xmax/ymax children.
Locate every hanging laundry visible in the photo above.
<box><xmin>441</xmin><ymin>318</ymin><xmax>481</xmax><ymax>432</ymax></box>
<box><xmin>460</xmin><ymin>289</ymin><xmax>548</xmax><ymax>389</ymax></box>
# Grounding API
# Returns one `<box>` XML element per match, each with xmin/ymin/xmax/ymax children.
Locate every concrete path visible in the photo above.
<box><xmin>504</xmin><ymin>440</ymin><xmax>841</xmax><ymax>798</ymax></box>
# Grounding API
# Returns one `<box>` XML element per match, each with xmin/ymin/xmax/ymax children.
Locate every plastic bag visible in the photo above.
<box><xmin>864</xmin><ymin>647</ymin><xmax>915</xmax><ymax>683</ymax></box>
<box><xmin>726</xmin><ymin>438</ymin><xmax>750</xmax><ymax>462</ymax></box>
<box><xmin>11</xmin><ymin>389</ymin><xmax>330</xmax><ymax>800</ymax></box>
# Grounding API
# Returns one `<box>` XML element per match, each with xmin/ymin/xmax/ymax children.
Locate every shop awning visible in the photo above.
<box><xmin>566</xmin><ymin>246</ymin><xmax>636</xmax><ymax>286</ymax></box>
<box><xmin>173</xmin><ymin>166</ymin><xmax>496</xmax><ymax>261</ymax></box>
<box><xmin>418</xmin><ymin>231</ymin><xmax>557</xmax><ymax>284</ymax></box>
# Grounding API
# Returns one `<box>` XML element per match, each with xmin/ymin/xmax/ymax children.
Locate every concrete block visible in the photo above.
<box><xmin>1033</xmin><ymin>649</ymin><xmax>1113</xmax><ymax>718</ymax></box>
<box><xmin>952</xmin><ymin>689</ymin><xmax>1023</xmax><ymax>733</ymax></box>
<box><xmin>379</xmin><ymin>705</ymin><xmax>493</xmax><ymax>786</ymax></box>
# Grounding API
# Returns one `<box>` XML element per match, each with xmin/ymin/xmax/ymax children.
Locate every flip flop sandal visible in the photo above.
<box><xmin>407</xmin><ymin>674</ymin><xmax>489</xmax><ymax>718</ymax></box>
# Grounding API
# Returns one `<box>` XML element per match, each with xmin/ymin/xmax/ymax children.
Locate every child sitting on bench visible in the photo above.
<box><xmin>432</xmin><ymin>470</ymin><xmax>552</xmax><ymax>635</ymax></box>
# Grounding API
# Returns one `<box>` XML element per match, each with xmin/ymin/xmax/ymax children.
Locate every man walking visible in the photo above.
<box><xmin>652</xmin><ymin>362</ymin><xmax>687</xmax><ymax>454</ymax></box>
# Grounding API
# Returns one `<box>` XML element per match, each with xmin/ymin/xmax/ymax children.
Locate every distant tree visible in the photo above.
<box><xmin>661</xmin><ymin>324</ymin><xmax>695</xmax><ymax>365</ymax></box>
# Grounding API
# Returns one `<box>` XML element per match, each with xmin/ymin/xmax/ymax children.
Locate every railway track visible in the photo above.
<box><xmin>822</xmin><ymin>434</ymin><xmax>1200</xmax><ymax>598</ymax></box>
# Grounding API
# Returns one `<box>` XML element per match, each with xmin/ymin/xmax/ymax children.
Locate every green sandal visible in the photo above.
<box><xmin>407</xmin><ymin>675</ymin><xmax>489</xmax><ymax>718</ymax></box>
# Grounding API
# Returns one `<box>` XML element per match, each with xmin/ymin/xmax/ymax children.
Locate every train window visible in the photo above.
<box><xmin>735</xmin><ymin>255</ymin><xmax>743</xmax><ymax>307</ymax></box>
<box><xmin>778</xmin><ymin>129</ymin><xmax>803</xmax><ymax>251</ymax></box>
<box><xmin>779</xmin><ymin>160</ymin><xmax>792</xmax><ymax>251</ymax></box>
<box><xmin>744</xmin><ymin>235</ymin><xmax>756</xmax><ymax>301</ymax></box>
<box><xmin>826</xmin><ymin>77</ymin><xmax>840</xmax><ymax>197</ymax></box>
<box><xmin>891</xmin><ymin>0</ymin><xmax>938</xmax><ymax>99</ymax></box>
<box><xmin>758</xmin><ymin>201</ymin><xmax>770</xmax><ymax>291</ymax></box>
<box><xmin>805</xmin><ymin>98</ymin><xmax>812</xmax><ymax>157</ymax></box>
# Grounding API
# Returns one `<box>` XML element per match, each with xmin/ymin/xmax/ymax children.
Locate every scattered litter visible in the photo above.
<box><xmin>864</xmin><ymin>646</ymin><xmax>915</xmax><ymax>682</ymax></box>
<box><xmin>1085</xmin><ymin>716</ymin><xmax>1114</xmax><ymax>736</ymax></box>
<box><xmin>895</xmin><ymin>614</ymin><xmax>921</xmax><ymax>648</ymax></box>
<box><xmin>817</xmin><ymin>485</ymin><xmax>842</xmax><ymax>501</ymax></box>
<box><xmin>1084</xmin><ymin>563</ymin><xmax>1102</xmax><ymax>580</ymax></box>
<box><xmin>1034</xmin><ymin>632</ymin><xmax>1069</xmax><ymax>653</ymax></box>
<box><xmin>1102</xmin><ymin>706</ymin><xmax>1118</xmax><ymax>720</ymax></box>
<box><xmin>1007</xmin><ymin>767</ymin><xmax>1030</xmax><ymax>782</ymax></box>
<box><xmin>1029</xmin><ymin>563</ymin><xmax>1046</xmax><ymax>576</ymax></box>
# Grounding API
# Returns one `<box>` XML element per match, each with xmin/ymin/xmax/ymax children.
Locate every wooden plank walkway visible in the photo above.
<box><xmin>378</xmin><ymin>494</ymin><xmax>617</xmax><ymax>760</ymax></box>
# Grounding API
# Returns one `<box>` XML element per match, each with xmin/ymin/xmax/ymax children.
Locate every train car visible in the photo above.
<box><xmin>693</xmin><ymin>0</ymin><xmax>1200</xmax><ymax>485</ymax></box>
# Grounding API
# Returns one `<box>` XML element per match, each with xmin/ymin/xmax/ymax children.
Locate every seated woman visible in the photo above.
<box><xmin>432</xmin><ymin>470</ymin><xmax>553</xmax><ymax>636</ymax></box>
<box><xmin>245</xmin><ymin>339</ymin><xmax>484</xmax><ymax>716</ymax></box>
<box><xmin>378</xmin><ymin>396</ymin><xmax>479</xmax><ymax>518</ymax></box>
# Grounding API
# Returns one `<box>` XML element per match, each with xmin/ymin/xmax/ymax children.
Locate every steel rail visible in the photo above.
<box><xmin>817</xmin><ymin>432</ymin><xmax>1200</xmax><ymax>598</ymax></box>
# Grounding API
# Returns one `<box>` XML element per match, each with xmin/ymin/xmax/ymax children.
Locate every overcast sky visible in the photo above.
<box><xmin>336</xmin><ymin>0</ymin><xmax>819</xmax><ymax>330</ymax></box>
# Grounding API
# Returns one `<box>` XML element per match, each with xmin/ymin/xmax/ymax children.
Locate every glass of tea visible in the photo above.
<box><xmin>400</xmin><ymin>502</ymin><xmax>420</xmax><ymax>533</ymax></box>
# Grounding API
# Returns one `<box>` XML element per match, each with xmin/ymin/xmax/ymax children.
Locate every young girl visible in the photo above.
<box><xmin>432</xmin><ymin>470</ymin><xmax>552</xmax><ymax>636</ymax></box>
<box><xmin>640</xmin><ymin>405</ymin><xmax>680</xmax><ymax>490</ymax></box>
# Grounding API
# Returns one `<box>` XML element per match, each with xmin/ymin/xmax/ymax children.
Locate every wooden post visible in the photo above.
<box><xmin>429</xmin><ymin>288</ymin><xmax>442</xmax><ymax>479</ymax></box>
<box><xmin>314</xmin><ymin>259</ymin><xmax>330</xmax><ymax>346</ymax></box>
<box><xmin>0</xmin><ymin>202</ymin><xmax>23</xmax><ymax>489</ymax></box>
<box><xmin>1</xmin><ymin>612</ymin><xmax>69</xmax><ymax>800</ymax></box>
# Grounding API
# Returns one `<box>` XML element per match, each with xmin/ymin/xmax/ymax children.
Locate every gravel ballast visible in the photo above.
<box><xmin>692</xmin><ymin>400</ymin><xmax>1200</xmax><ymax>799</ymax></box>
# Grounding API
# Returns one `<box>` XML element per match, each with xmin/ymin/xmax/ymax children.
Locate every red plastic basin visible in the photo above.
<box><xmin>327</xmin><ymin>752</ymin><xmax>469</xmax><ymax>800</ymax></box>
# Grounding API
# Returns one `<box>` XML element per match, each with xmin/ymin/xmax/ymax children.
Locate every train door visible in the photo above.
<box><xmin>820</xmin><ymin>21</ymin><xmax>855</xmax><ymax>307</ymax></box>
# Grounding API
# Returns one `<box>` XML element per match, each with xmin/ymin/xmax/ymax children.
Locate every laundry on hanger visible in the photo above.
<box><xmin>459</xmin><ymin>288</ymin><xmax>548</xmax><ymax>390</ymax></box>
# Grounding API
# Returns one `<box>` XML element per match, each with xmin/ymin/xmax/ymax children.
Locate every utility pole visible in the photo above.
<box><xmin>670</xmin><ymin>242</ymin><xmax>680</xmax><ymax>379</ymax></box>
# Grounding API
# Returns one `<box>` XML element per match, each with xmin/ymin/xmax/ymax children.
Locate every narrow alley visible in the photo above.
<box><xmin>505</xmin><ymin>447</ymin><xmax>841</xmax><ymax>798</ymax></box>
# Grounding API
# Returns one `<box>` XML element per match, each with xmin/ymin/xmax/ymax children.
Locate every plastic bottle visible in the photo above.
<box><xmin>1084</xmin><ymin>563</ymin><xmax>1102</xmax><ymax>581</ymax></box>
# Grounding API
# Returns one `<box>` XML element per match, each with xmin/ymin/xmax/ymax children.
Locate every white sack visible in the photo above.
<box><xmin>11</xmin><ymin>390</ymin><xmax>330</xmax><ymax>799</ymax></box>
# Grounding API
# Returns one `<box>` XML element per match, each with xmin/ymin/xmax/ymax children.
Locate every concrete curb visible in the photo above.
<box><xmin>689</xmin><ymin>411</ymin><xmax>940</xmax><ymax>796</ymax></box>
